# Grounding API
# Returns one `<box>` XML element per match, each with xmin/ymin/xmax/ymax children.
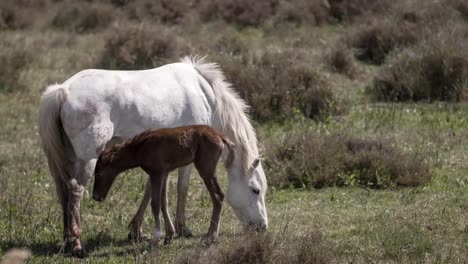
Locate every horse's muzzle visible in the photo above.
<box><xmin>246</xmin><ymin>222</ymin><xmax>267</xmax><ymax>232</ymax></box>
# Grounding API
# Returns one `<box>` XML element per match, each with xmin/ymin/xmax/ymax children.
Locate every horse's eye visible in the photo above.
<box><xmin>252</xmin><ymin>188</ymin><xmax>260</xmax><ymax>195</ymax></box>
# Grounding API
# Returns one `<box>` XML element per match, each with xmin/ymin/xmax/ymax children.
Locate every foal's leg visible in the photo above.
<box><xmin>128</xmin><ymin>178</ymin><xmax>151</xmax><ymax>241</ymax></box>
<box><xmin>195</xmin><ymin>162</ymin><xmax>224</xmax><ymax>245</ymax></box>
<box><xmin>161</xmin><ymin>174</ymin><xmax>175</xmax><ymax>244</ymax></box>
<box><xmin>176</xmin><ymin>164</ymin><xmax>193</xmax><ymax>237</ymax></box>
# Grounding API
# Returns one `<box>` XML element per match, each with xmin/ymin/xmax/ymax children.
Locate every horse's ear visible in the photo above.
<box><xmin>252</xmin><ymin>158</ymin><xmax>260</xmax><ymax>170</ymax></box>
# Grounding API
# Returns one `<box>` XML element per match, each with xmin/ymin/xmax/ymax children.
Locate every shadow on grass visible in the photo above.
<box><xmin>0</xmin><ymin>231</ymin><xmax>131</xmax><ymax>257</ymax></box>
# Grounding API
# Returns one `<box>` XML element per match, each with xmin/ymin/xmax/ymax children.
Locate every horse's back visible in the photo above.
<box><xmin>59</xmin><ymin>62</ymin><xmax>216</xmax><ymax>157</ymax></box>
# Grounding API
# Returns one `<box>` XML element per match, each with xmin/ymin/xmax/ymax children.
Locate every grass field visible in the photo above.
<box><xmin>1</xmin><ymin>0</ymin><xmax>468</xmax><ymax>263</ymax></box>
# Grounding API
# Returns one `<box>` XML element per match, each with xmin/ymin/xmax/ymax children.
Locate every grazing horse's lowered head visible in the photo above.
<box><xmin>226</xmin><ymin>156</ymin><xmax>268</xmax><ymax>231</ymax></box>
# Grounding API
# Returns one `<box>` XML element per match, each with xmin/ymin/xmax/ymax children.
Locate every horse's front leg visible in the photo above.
<box><xmin>69</xmin><ymin>158</ymin><xmax>96</xmax><ymax>258</ymax></box>
<box><xmin>176</xmin><ymin>165</ymin><xmax>193</xmax><ymax>237</ymax></box>
<box><xmin>197</xmin><ymin>167</ymin><xmax>224</xmax><ymax>245</ymax></box>
<box><xmin>149</xmin><ymin>173</ymin><xmax>165</xmax><ymax>244</ymax></box>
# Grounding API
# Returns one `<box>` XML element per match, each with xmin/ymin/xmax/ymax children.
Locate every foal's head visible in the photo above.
<box><xmin>92</xmin><ymin>149</ymin><xmax>120</xmax><ymax>202</ymax></box>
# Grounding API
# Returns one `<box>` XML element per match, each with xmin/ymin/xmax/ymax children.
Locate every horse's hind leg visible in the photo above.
<box><xmin>176</xmin><ymin>164</ymin><xmax>193</xmax><ymax>237</ymax></box>
<box><xmin>128</xmin><ymin>178</ymin><xmax>151</xmax><ymax>241</ymax></box>
<box><xmin>161</xmin><ymin>175</ymin><xmax>175</xmax><ymax>245</ymax></box>
<box><xmin>69</xmin><ymin>158</ymin><xmax>97</xmax><ymax>258</ymax></box>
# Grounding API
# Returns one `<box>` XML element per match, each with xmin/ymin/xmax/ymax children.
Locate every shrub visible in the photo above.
<box><xmin>352</xmin><ymin>19</ymin><xmax>418</xmax><ymax>64</ymax></box>
<box><xmin>219</xmin><ymin>50</ymin><xmax>339</xmax><ymax>121</ymax></box>
<box><xmin>99</xmin><ymin>25</ymin><xmax>182</xmax><ymax>70</ymax></box>
<box><xmin>125</xmin><ymin>0</ymin><xmax>190</xmax><ymax>24</ymax></box>
<box><xmin>368</xmin><ymin>36</ymin><xmax>468</xmax><ymax>102</ymax></box>
<box><xmin>328</xmin><ymin>0</ymin><xmax>392</xmax><ymax>23</ymax></box>
<box><xmin>324</xmin><ymin>45</ymin><xmax>357</xmax><ymax>78</ymax></box>
<box><xmin>0</xmin><ymin>1</ymin><xmax>33</xmax><ymax>30</ymax></box>
<box><xmin>264</xmin><ymin>130</ymin><xmax>431</xmax><ymax>189</ymax></box>
<box><xmin>198</xmin><ymin>0</ymin><xmax>278</xmax><ymax>27</ymax></box>
<box><xmin>50</xmin><ymin>2</ymin><xmax>116</xmax><ymax>33</ymax></box>
<box><xmin>452</xmin><ymin>0</ymin><xmax>468</xmax><ymax>18</ymax></box>
<box><xmin>0</xmin><ymin>41</ymin><xmax>32</xmax><ymax>93</ymax></box>
<box><xmin>274</xmin><ymin>0</ymin><xmax>330</xmax><ymax>26</ymax></box>
<box><xmin>177</xmin><ymin>231</ymin><xmax>331</xmax><ymax>264</ymax></box>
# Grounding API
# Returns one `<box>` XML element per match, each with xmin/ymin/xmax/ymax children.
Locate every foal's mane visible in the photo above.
<box><xmin>182</xmin><ymin>56</ymin><xmax>259</xmax><ymax>174</ymax></box>
<box><xmin>100</xmin><ymin>130</ymin><xmax>155</xmax><ymax>164</ymax></box>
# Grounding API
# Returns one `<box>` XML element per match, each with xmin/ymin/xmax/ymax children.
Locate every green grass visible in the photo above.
<box><xmin>0</xmin><ymin>20</ymin><xmax>467</xmax><ymax>263</ymax></box>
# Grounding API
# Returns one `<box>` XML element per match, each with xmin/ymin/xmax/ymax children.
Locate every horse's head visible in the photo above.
<box><xmin>92</xmin><ymin>155</ymin><xmax>118</xmax><ymax>202</ymax></box>
<box><xmin>226</xmin><ymin>158</ymin><xmax>268</xmax><ymax>231</ymax></box>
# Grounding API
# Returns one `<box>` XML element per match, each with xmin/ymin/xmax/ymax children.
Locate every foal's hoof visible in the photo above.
<box><xmin>128</xmin><ymin>231</ymin><xmax>143</xmax><ymax>242</ymax></box>
<box><xmin>177</xmin><ymin>226</ymin><xmax>193</xmax><ymax>238</ymax></box>
<box><xmin>163</xmin><ymin>237</ymin><xmax>172</xmax><ymax>245</ymax></box>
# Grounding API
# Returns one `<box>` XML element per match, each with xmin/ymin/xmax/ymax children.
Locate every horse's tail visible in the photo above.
<box><xmin>39</xmin><ymin>84</ymin><xmax>74</xmax><ymax>205</ymax></box>
<box><xmin>221</xmin><ymin>137</ymin><xmax>235</xmax><ymax>168</ymax></box>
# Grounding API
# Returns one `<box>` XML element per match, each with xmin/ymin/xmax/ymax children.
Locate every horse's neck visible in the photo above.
<box><xmin>226</xmin><ymin>146</ymin><xmax>247</xmax><ymax>180</ymax></box>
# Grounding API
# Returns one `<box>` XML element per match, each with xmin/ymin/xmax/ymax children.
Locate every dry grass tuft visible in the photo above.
<box><xmin>98</xmin><ymin>24</ymin><xmax>183</xmax><ymax>70</ymax></box>
<box><xmin>1</xmin><ymin>248</ymin><xmax>31</xmax><ymax>264</ymax></box>
<box><xmin>177</xmin><ymin>231</ymin><xmax>331</xmax><ymax>264</ymax></box>
<box><xmin>264</xmin><ymin>130</ymin><xmax>431</xmax><ymax>189</ymax></box>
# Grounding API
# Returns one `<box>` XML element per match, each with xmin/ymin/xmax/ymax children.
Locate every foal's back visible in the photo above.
<box><xmin>127</xmin><ymin>125</ymin><xmax>229</xmax><ymax>172</ymax></box>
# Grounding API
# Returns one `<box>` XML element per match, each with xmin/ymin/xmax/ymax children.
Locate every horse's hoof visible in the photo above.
<box><xmin>71</xmin><ymin>247</ymin><xmax>86</xmax><ymax>258</ymax></box>
<box><xmin>163</xmin><ymin>237</ymin><xmax>172</xmax><ymax>245</ymax></box>
<box><xmin>178</xmin><ymin>226</ymin><xmax>193</xmax><ymax>238</ymax></box>
<box><xmin>200</xmin><ymin>236</ymin><xmax>217</xmax><ymax>247</ymax></box>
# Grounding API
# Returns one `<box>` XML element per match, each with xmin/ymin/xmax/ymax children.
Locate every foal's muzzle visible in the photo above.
<box><xmin>92</xmin><ymin>193</ymin><xmax>104</xmax><ymax>202</ymax></box>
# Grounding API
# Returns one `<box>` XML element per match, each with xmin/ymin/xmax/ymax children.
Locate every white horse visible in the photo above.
<box><xmin>38</xmin><ymin>56</ymin><xmax>268</xmax><ymax>257</ymax></box>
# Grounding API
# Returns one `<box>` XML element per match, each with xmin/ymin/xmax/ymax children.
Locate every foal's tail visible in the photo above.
<box><xmin>39</xmin><ymin>84</ymin><xmax>74</xmax><ymax>204</ymax></box>
<box><xmin>221</xmin><ymin>137</ymin><xmax>235</xmax><ymax>169</ymax></box>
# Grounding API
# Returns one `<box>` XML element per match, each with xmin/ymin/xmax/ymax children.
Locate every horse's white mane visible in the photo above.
<box><xmin>181</xmin><ymin>55</ymin><xmax>258</xmax><ymax>174</ymax></box>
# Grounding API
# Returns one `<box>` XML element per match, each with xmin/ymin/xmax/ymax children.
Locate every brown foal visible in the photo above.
<box><xmin>92</xmin><ymin>125</ymin><xmax>234</xmax><ymax>245</ymax></box>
